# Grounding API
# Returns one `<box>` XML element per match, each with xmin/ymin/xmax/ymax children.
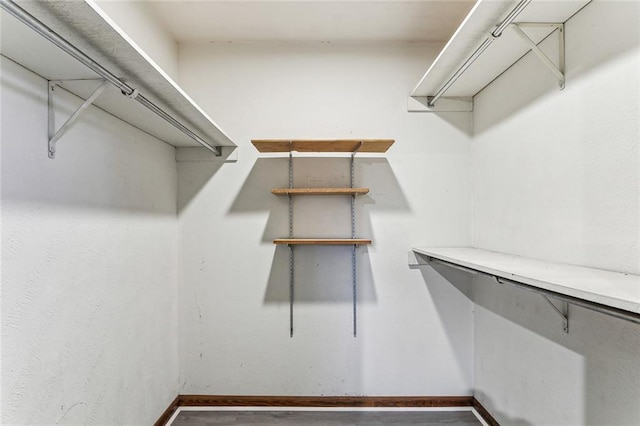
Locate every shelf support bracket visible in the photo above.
<box><xmin>48</xmin><ymin>79</ymin><xmax>109</xmax><ymax>159</ymax></box>
<box><xmin>510</xmin><ymin>23</ymin><xmax>565</xmax><ymax>89</ymax></box>
<box><xmin>542</xmin><ymin>295</ymin><xmax>569</xmax><ymax>333</ymax></box>
<box><xmin>496</xmin><ymin>276</ymin><xmax>569</xmax><ymax>333</ymax></box>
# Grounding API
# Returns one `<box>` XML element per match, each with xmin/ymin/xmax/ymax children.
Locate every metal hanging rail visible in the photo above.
<box><xmin>0</xmin><ymin>0</ymin><xmax>221</xmax><ymax>156</ymax></box>
<box><xmin>426</xmin><ymin>0</ymin><xmax>532</xmax><ymax>107</ymax></box>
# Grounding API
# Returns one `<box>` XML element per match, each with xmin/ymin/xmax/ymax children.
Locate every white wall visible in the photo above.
<box><xmin>471</xmin><ymin>0</ymin><xmax>640</xmax><ymax>423</ymax></box>
<box><xmin>1</xmin><ymin>57</ymin><xmax>179</xmax><ymax>424</ymax></box>
<box><xmin>94</xmin><ymin>0</ymin><xmax>179</xmax><ymax>80</ymax></box>
<box><xmin>176</xmin><ymin>43</ymin><xmax>475</xmax><ymax>396</ymax></box>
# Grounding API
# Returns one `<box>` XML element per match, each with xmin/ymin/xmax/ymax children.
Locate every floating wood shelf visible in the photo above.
<box><xmin>271</xmin><ymin>188</ymin><xmax>369</xmax><ymax>196</ymax></box>
<box><xmin>252</xmin><ymin>139</ymin><xmax>394</xmax><ymax>153</ymax></box>
<box><xmin>274</xmin><ymin>239</ymin><xmax>372</xmax><ymax>245</ymax></box>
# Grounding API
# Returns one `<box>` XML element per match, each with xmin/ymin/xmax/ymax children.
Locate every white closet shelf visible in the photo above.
<box><xmin>0</xmin><ymin>0</ymin><xmax>235</xmax><ymax>153</ymax></box>
<box><xmin>410</xmin><ymin>247</ymin><xmax>640</xmax><ymax>323</ymax></box>
<box><xmin>410</xmin><ymin>0</ymin><xmax>590</xmax><ymax>105</ymax></box>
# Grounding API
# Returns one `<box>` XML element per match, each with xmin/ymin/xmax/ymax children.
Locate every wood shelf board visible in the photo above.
<box><xmin>251</xmin><ymin>140</ymin><xmax>394</xmax><ymax>153</ymax></box>
<box><xmin>411</xmin><ymin>0</ymin><xmax>591</xmax><ymax>98</ymax></box>
<box><xmin>1</xmin><ymin>1</ymin><xmax>235</xmax><ymax>149</ymax></box>
<box><xmin>274</xmin><ymin>239</ymin><xmax>372</xmax><ymax>245</ymax></box>
<box><xmin>271</xmin><ymin>188</ymin><xmax>369</xmax><ymax>195</ymax></box>
<box><xmin>411</xmin><ymin>247</ymin><xmax>640</xmax><ymax>314</ymax></box>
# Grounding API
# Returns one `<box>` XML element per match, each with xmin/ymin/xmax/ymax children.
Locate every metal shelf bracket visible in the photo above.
<box><xmin>542</xmin><ymin>295</ymin><xmax>569</xmax><ymax>333</ymax></box>
<box><xmin>495</xmin><ymin>276</ymin><xmax>569</xmax><ymax>333</ymax></box>
<box><xmin>48</xmin><ymin>79</ymin><xmax>108</xmax><ymax>158</ymax></box>
<box><xmin>510</xmin><ymin>23</ymin><xmax>565</xmax><ymax>89</ymax></box>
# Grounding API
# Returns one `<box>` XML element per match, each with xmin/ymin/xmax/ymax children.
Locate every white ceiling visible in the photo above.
<box><xmin>145</xmin><ymin>0</ymin><xmax>477</xmax><ymax>43</ymax></box>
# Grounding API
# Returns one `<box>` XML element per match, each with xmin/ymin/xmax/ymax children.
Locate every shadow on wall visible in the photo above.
<box><xmin>416</xmin><ymin>265</ymin><xmax>473</xmax><ymax>390</ymax></box>
<box><xmin>426</xmin><ymin>264</ymin><xmax>640</xmax><ymax>425</ymax></box>
<box><xmin>230</xmin><ymin>156</ymin><xmax>409</xmax><ymax>303</ymax></box>
<box><xmin>177</xmin><ymin>161</ymin><xmax>225</xmax><ymax>214</ymax></box>
<box><xmin>473</xmin><ymin>0</ymin><xmax>640</xmax><ymax>135</ymax></box>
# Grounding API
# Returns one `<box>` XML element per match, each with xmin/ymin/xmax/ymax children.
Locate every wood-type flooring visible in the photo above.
<box><xmin>171</xmin><ymin>410</ymin><xmax>483</xmax><ymax>425</ymax></box>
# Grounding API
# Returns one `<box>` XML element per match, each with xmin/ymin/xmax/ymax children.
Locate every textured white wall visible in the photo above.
<box><xmin>176</xmin><ymin>43</ymin><xmax>474</xmax><ymax>396</ymax></box>
<box><xmin>94</xmin><ymin>0</ymin><xmax>179</xmax><ymax>80</ymax></box>
<box><xmin>1</xmin><ymin>57</ymin><xmax>179</xmax><ymax>424</ymax></box>
<box><xmin>472</xmin><ymin>1</ymin><xmax>640</xmax><ymax>423</ymax></box>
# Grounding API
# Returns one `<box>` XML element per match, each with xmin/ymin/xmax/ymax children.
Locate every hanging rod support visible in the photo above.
<box><xmin>48</xmin><ymin>79</ymin><xmax>109</xmax><ymax>158</ymax></box>
<box><xmin>510</xmin><ymin>23</ymin><xmax>565</xmax><ymax>89</ymax></box>
<box><xmin>542</xmin><ymin>295</ymin><xmax>569</xmax><ymax>333</ymax></box>
<box><xmin>496</xmin><ymin>276</ymin><xmax>569</xmax><ymax>332</ymax></box>
<box><xmin>0</xmin><ymin>0</ymin><xmax>221</xmax><ymax>156</ymax></box>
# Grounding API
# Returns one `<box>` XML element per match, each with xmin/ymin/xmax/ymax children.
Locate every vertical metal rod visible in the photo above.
<box><xmin>288</xmin><ymin>145</ymin><xmax>294</xmax><ymax>337</ymax></box>
<box><xmin>289</xmin><ymin>245</ymin><xmax>294</xmax><ymax>337</ymax></box>
<box><xmin>350</xmin><ymin>143</ymin><xmax>361</xmax><ymax>337</ymax></box>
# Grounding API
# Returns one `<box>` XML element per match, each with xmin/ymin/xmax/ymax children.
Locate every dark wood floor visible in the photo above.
<box><xmin>171</xmin><ymin>410</ymin><xmax>482</xmax><ymax>425</ymax></box>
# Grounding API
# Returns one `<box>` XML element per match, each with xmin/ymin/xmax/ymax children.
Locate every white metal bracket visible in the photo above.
<box><xmin>495</xmin><ymin>276</ymin><xmax>569</xmax><ymax>333</ymax></box>
<box><xmin>510</xmin><ymin>23</ymin><xmax>565</xmax><ymax>89</ymax></box>
<box><xmin>48</xmin><ymin>79</ymin><xmax>109</xmax><ymax>158</ymax></box>
<box><xmin>542</xmin><ymin>295</ymin><xmax>569</xmax><ymax>333</ymax></box>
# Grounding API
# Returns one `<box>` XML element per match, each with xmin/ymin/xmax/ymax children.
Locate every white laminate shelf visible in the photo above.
<box><xmin>410</xmin><ymin>247</ymin><xmax>640</xmax><ymax>324</ymax></box>
<box><xmin>410</xmin><ymin>0</ymin><xmax>591</xmax><ymax>109</ymax></box>
<box><xmin>0</xmin><ymin>0</ymin><xmax>235</xmax><ymax>152</ymax></box>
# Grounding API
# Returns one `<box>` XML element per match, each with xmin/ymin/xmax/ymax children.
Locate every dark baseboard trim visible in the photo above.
<box><xmin>156</xmin><ymin>395</ymin><xmax>498</xmax><ymax>425</ymax></box>
<box><xmin>179</xmin><ymin>395</ymin><xmax>473</xmax><ymax>408</ymax></box>
<box><xmin>472</xmin><ymin>397</ymin><xmax>499</xmax><ymax>426</ymax></box>
<box><xmin>154</xmin><ymin>395</ymin><xmax>180</xmax><ymax>426</ymax></box>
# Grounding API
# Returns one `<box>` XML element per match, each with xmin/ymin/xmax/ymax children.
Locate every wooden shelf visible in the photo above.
<box><xmin>410</xmin><ymin>247</ymin><xmax>640</xmax><ymax>317</ymax></box>
<box><xmin>271</xmin><ymin>188</ymin><xmax>369</xmax><ymax>196</ymax></box>
<box><xmin>1</xmin><ymin>0</ymin><xmax>236</xmax><ymax>150</ymax></box>
<box><xmin>410</xmin><ymin>0</ymin><xmax>590</xmax><ymax>99</ymax></box>
<box><xmin>252</xmin><ymin>139</ymin><xmax>394</xmax><ymax>153</ymax></box>
<box><xmin>274</xmin><ymin>239</ymin><xmax>372</xmax><ymax>245</ymax></box>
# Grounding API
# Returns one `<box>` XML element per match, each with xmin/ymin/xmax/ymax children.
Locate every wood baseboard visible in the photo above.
<box><xmin>472</xmin><ymin>397</ymin><xmax>499</xmax><ymax>426</ymax></box>
<box><xmin>154</xmin><ymin>395</ymin><xmax>180</xmax><ymax>426</ymax></box>
<box><xmin>155</xmin><ymin>395</ymin><xmax>498</xmax><ymax>425</ymax></box>
<box><xmin>179</xmin><ymin>395</ymin><xmax>473</xmax><ymax>408</ymax></box>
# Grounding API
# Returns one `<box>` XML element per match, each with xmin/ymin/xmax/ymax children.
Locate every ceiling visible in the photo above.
<box><xmin>145</xmin><ymin>0</ymin><xmax>477</xmax><ymax>43</ymax></box>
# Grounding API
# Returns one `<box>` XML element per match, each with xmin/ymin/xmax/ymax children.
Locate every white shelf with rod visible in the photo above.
<box><xmin>0</xmin><ymin>0</ymin><xmax>236</xmax><ymax>158</ymax></box>
<box><xmin>408</xmin><ymin>0</ymin><xmax>591</xmax><ymax>112</ymax></box>
<box><xmin>409</xmin><ymin>247</ymin><xmax>640</xmax><ymax>332</ymax></box>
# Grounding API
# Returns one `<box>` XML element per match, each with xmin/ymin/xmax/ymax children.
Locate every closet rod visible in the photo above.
<box><xmin>0</xmin><ymin>0</ymin><xmax>221</xmax><ymax>156</ymax></box>
<box><xmin>424</xmin><ymin>0</ymin><xmax>531</xmax><ymax>107</ymax></box>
